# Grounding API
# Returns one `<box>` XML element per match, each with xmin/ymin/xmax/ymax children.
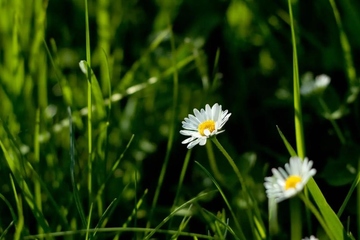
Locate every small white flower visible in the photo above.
<box><xmin>302</xmin><ymin>235</ymin><xmax>318</xmax><ymax>240</ymax></box>
<box><xmin>314</xmin><ymin>74</ymin><xmax>330</xmax><ymax>89</ymax></box>
<box><xmin>300</xmin><ymin>73</ymin><xmax>331</xmax><ymax>96</ymax></box>
<box><xmin>180</xmin><ymin>103</ymin><xmax>231</xmax><ymax>149</ymax></box>
<box><xmin>264</xmin><ymin>156</ymin><xmax>316</xmax><ymax>203</ymax></box>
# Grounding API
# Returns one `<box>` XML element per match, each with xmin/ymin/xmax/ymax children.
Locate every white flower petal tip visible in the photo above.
<box><xmin>264</xmin><ymin>156</ymin><xmax>316</xmax><ymax>203</ymax></box>
<box><xmin>179</xmin><ymin>103</ymin><xmax>231</xmax><ymax>149</ymax></box>
<box><xmin>302</xmin><ymin>235</ymin><xmax>318</xmax><ymax>240</ymax></box>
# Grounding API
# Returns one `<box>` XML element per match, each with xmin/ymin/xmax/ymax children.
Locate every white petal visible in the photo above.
<box><xmin>198</xmin><ymin>138</ymin><xmax>207</xmax><ymax>146</ymax></box>
<box><xmin>205</xmin><ymin>104</ymin><xmax>212</xmax><ymax>120</ymax></box>
<box><xmin>187</xmin><ymin>139</ymin><xmax>201</xmax><ymax>149</ymax></box>
<box><xmin>182</xmin><ymin>137</ymin><xmax>196</xmax><ymax>144</ymax></box>
<box><xmin>182</xmin><ymin>122</ymin><xmax>198</xmax><ymax>130</ymax></box>
<box><xmin>193</xmin><ymin>108</ymin><xmax>204</xmax><ymax>122</ymax></box>
<box><xmin>179</xmin><ymin>130</ymin><xmax>197</xmax><ymax>136</ymax></box>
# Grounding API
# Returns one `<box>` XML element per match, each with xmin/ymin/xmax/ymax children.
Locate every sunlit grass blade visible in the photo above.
<box><xmin>84</xmin><ymin>0</ymin><xmax>93</xmax><ymax>214</ymax></box>
<box><xmin>85</xmin><ymin>203</ymin><xmax>94</xmax><ymax>240</ymax></box>
<box><xmin>33</xmin><ymin>109</ymin><xmax>43</xmax><ymax>236</ymax></box>
<box><xmin>0</xmin><ymin>129</ymin><xmax>51</xmax><ymax>235</ymax></box>
<box><xmin>276</xmin><ymin>125</ymin><xmax>297</xmax><ymax>157</ymax></box>
<box><xmin>288</xmin><ymin>18</ymin><xmax>305</xmax><ymax>160</ymax></box>
<box><xmin>308</xmin><ymin>179</ymin><xmax>352</xmax><ymax>240</ymax></box>
<box><xmin>68</xmin><ymin>107</ymin><xmax>87</xmax><ymax>228</ymax></box>
<box><xmin>288</xmin><ymin>0</ymin><xmax>350</xmax><ymax>239</ymax></box>
<box><xmin>10</xmin><ymin>175</ymin><xmax>24</xmax><ymax>240</ymax></box>
<box><xmin>195</xmin><ymin>161</ymin><xmax>246</xmax><ymax>240</ymax></box>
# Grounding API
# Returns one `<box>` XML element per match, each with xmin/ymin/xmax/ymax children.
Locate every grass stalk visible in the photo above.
<box><xmin>288</xmin><ymin>0</ymin><xmax>304</xmax><ymax>238</ymax></box>
<box><xmin>211</xmin><ymin>137</ymin><xmax>264</xmax><ymax>239</ymax></box>
<box><xmin>205</xmin><ymin>140</ymin><xmax>226</xmax><ymax>185</ymax></box>
<box><xmin>33</xmin><ymin>109</ymin><xmax>43</xmax><ymax>237</ymax></box>
<box><xmin>195</xmin><ymin>161</ymin><xmax>246</xmax><ymax>240</ymax></box>
<box><xmin>290</xmin><ymin>198</ymin><xmax>301</xmax><ymax>240</ymax></box>
<box><xmin>299</xmin><ymin>193</ymin><xmax>336</xmax><ymax>240</ymax></box>
<box><xmin>84</xmin><ymin>0</ymin><xmax>93</xmax><ymax>222</ymax></box>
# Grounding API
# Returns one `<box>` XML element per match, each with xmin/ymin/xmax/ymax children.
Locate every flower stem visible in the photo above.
<box><xmin>205</xmin><ymin>140</ymin><xmax>226</xmax><ymax>185</ymax></box>
<box><xmin>211</xmin><ymin>137</ymin><xmax>267</xmax><ymax>239</ymax></box>
<box><xmin>210</xmin><ymin>137</ymin><xmax>246</xmax><ymax>190</ymax></box>
<box><xmin>290</xmin><ymin>198</ymin><xmax>301</xmax><ymax>240</ymax></box>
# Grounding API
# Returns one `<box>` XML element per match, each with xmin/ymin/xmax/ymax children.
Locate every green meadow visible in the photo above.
<box><xmin>1</xmin><ymin>0</ymin><xmax>360</xmax><ymax>239</ymax></box>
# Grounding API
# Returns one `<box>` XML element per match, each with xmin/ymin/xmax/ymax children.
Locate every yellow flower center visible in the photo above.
<box><xmin>285</xmin><ymin>175</ymin><xmax>302</xmax><ymax>190</ymax></box>
<box><xmin>198</xmin><ymin>120</ymin><xmax>216</xmax><ymax>136</ymax></box>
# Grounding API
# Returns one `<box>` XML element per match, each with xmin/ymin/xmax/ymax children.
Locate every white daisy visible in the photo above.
<box><xmin>302</xmin><ymin>235</ymin><xmax>318</xmax><ymax>240</ymax></box>
<box><xmin>180</xmin><ymin>103</ymin><xmax>231</xmax><ymax>149</ymax></box>
<box><xmin>264</xmin><ymin>156</ymin><xmax>316</xmax><ymax>203</ymax></box>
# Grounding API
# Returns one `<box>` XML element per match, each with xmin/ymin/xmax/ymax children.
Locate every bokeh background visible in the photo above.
<box><xmin>1</xmin><ymin>0</ymin><xmax>360</xmax><ymax>239</ymax></box>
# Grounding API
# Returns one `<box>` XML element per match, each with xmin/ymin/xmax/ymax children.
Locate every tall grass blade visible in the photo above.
<box><xmin>288</xmin><ymin>0</ymin><xmax>349</xmax><ymax>239</ymax></box>
<box><xmin>201</xmin><ymin>208</ymin><xmax>239</xmax><ymax>240</ymax></box>
<box><xmin>0</xmin><ymin>126</ymin><xmax>51</xmax><ymax>235</ymax></box>
<box><xmin>276</xmin><ymin>125</ymin><xmax>297</xmax><ymax>157</ymax></box>
<box><xmin>10</xmin><ymin>175</ymin><xmax>24</xmax><ymax>240</ymax></box>
<box><xmin>84</xmin><ymin>0</ymin><xmax>93</xmax><ymax>211</ymax></box>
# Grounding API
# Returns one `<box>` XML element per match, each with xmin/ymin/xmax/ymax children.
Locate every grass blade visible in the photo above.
<box><xmin>144</xmin><ymin>190</ymin><xmax>219</xmax><ymax>240</ymax></box>
<box><xmin>195</xmin><ymin>161</ymin><xmax>246</xmax><ymax>240</ymax></box>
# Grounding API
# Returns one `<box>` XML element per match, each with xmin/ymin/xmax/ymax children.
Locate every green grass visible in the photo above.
<box><xmin>1</xmin><ymin>0</ymin><xmax>360</xmax><ymax>239</ymax></box>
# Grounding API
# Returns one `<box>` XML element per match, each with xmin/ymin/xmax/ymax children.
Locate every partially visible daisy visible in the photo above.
<box><xmin>302</xmin><ymin>235</ymin><xmax>318</xmax><ymax>240</ymax></box>
<box><xmin>264</xmin><ymin>156</ymin><xmax>316</xmax><ymax>203</ymax></box>
<box><xmin>180</xmin><ymin>103</ymin><xmax>231</xmax><ymax>149</ymax></box>
<box><xmin>300</xmin><ymin>72</ymin><xmax>331</xmax><ymax>96</ymax></box>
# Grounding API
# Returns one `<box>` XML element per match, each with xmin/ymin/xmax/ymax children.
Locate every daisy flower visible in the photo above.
<box><xmin>302</xmin><ymin>235</ymin><xmax>318</xmax><ymax>240</ymax></box>
<box><xmin>264</xmin><ymin>156</ymin><xmax>316</xmax><ymax>203</ymax></box>
<box><xmin>180</xmin><ymin>103</ymin><xmax>231</xmax><ymax>149</ymax></box>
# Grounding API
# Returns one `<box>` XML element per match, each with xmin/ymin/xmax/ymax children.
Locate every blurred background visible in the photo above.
<box><xmin>1</xmin><ymin>0</ymin><xmax>360</xmax><ymax>239</ymax></box>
